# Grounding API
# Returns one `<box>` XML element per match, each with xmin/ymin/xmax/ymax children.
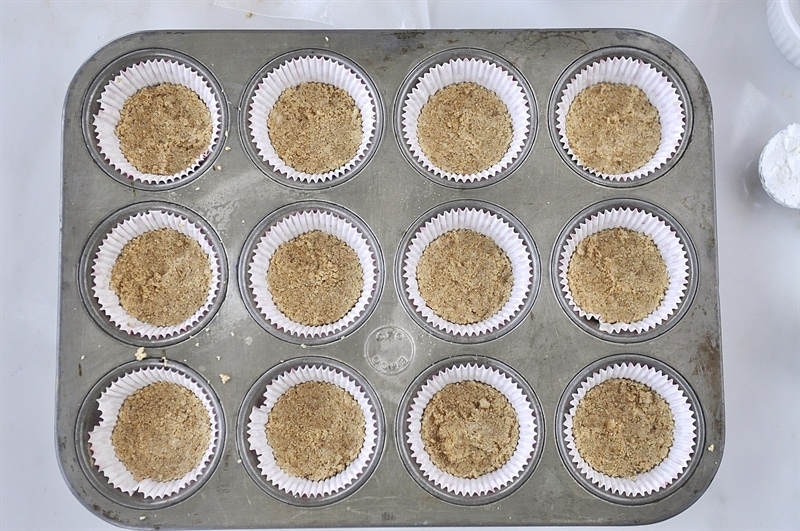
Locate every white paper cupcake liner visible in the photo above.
<box><xmin>402</xmin><ymin>207</ymin><xmax>533</xmax><ymax>337</ymax></box>
<box><xmin>93</xmin><ymin>59</ymin><xmax>222</xmax><ymax>184</ymax></box>
<box><xmin>558</xmin><ymin>207</ymin><xmax>689</xmax><ymax>334</ymax></box>
<box><xmin>248</xmin><ymin>209</ymin><xmax>377</xmax><ymax>338</ymax></box>
<box><xmin>248</xmin><ymin>55</ymin><xmax>378</xmax><ymax>183</ymax></box>
<box><xmin>91</xmin><ymin>210</ymin><xmax>222</xmax><ymax>339</ymax></box>
<box><xmin>563</xmin><ymin>362</ymin><xmax>697</xmax><ymax>497</ymax></box>
<box><xmin>406</xmin><ymin>363</ymin><xmax>537</xmax><ymax>496</ymax></box>
<box><xmin>401</xmin><ymin>57</ymin><xmax>531</xmax><ymax>182</ymax></box>
<box><xmin>555</xmin><ymin>56</ymin><xmax>685</xmax><ymax>181</ymax></box>
<box><xmin>247</xmin><ymin>365</ymin><xmax>379</xmax><ymax>498</ymax></box>
<box><xmin>88</xmin><ymin>366</ymin><xmax>221</xmax><ymax>499</ymax></box>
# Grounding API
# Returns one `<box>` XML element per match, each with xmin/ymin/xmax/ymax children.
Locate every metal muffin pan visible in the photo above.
<box><xmin>57</xmin><ymin>29</ymin><xmax>724</xmax><ymax>528</ymax></box>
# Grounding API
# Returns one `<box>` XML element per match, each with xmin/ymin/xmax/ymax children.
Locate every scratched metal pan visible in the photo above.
<box><xmin>57</xmin><ymin>29</ymin><xmax>723</xmax><ymax>528</ymax></box>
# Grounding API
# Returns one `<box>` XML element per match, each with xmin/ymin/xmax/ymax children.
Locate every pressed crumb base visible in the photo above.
<box><xmin>567</xmin><ymin>227</ymin><xmax>668</xmax><ymax>324</ymax></box>
<box><xmin>420</xmin><ymin>380</ymin><xmax>519</xmax><ymax>479</ymax></box>
<box><xmin>109</xmin><ymin>228</ymin><xmax>211</xmax><ymax>327</ymax></box>
<box><xmin>416</xmin><ymin>229</ymin><xmax>513</xmax><ymax>325</ymax></box>
<box><xmin>116</xmin><ymin>83</ymin><xmax>212</xmax><ymax>176</ymax></box>
<box><xmin>572</xmin><ymin>378</ymin><xmax>674</xmax><ymax>478</ymax></box>
<box><xmin>110</xmin><ymin>381</ymin><xmax>211</xmax><ymax>483</ymax></box>
<box><xmin>417</xmin><ymin>82</ymin><xmax>512</xmax><ymax>175</ymax></box>
<box><xmin>565</xmin><ymin>82</ymin><xmax>661</xmax><ymax>175</ymax></box>
<box><xmin>267</xmin><ymin>230</ymin><xmax>364</xmax><ymax>326</ymax></box>
<box><xmin>266</xmin><ymin>381</ymin><xmax>365</xmax><ymax>481</ymax></box>
<box><xmin>268</xmin><ymin>82</ymin><xmax>363</xmax><ymax>174</ymax></box>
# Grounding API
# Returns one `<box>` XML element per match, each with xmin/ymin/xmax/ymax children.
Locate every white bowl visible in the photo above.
<box><xmin>768</xmin><ymin>0</ymin><xmax>800</xmax><ymax>68</ymax></box>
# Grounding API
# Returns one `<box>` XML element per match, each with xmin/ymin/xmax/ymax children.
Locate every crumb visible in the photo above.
<box><xmin>417</xmin><ymin>82</ymin><xmax>511</xmax><ymax>175</ymax></box>
<box><xmin>110</xmin><ymin>228</ymin><xmax>211</xmax><ymax>327</ymax></box>
<box><xmin>573</xmin><ymin>378</ymin><xmax>674</xmax><ymax>477</ymax></box>
<box><xmin>567</xmin><ymin>227</ymin><xmax>668</xmax><ymax>323</ymax></box>
<box><xmin>111</xmin><ymin>381</ymin><xmax>210</xmax><ymax>482</ymax></box>
<box><xmin>421</xmin><ymin>380</ymin><xmax>518</xmax><ymax>478</ymax></box>
<box><xmin>215</xmin><ymin>165</ymin><xmax>222</xmax><ymax>171</ymax></box>
<box><xmin>134</xmin><ymin>347</ymin><xmax>146</xmax><ymax>361</ymax></box>
<box><xmin>267</xmin><ymin>230</ymin><xmax>363</xmax><ymax>326</ymax></box>
<box><xmin>416</xmin><ymin>229</ymin><xmax>512</xmax><ymax>324</ymax></box>
<box><xmin>268</xmin><ymin>82</ymin><xmax>362</xmax><ymax>174</ymax></box>
<box><xmin>708</xmin><ymin>444</ymin><xmax>715</xmax><ymax>452</ymax></box>
<box><xmin>219</xmin><ymin>374</ymin><xmax>230</xmax><ymax>384</ymax></box>
<box><xmin>224</xmin><ymin>146</ymin><xmax>231</xmax><ymax>151</ymax></box>
<box><xmin>266</xmin><ymin>381</ymin><xmax>365</xmax><ymax>480</ymax></box>
<box><xmin>566</xmin><ymin>82</ymin><xmax>661</xmax><ymax>175</ymax></box>
<box><xmin>116</xmin><ymin>83</ymin><xmax>211</xmax><ymax>175</ymax></box>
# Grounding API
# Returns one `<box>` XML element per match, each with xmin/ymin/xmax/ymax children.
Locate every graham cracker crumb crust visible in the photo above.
<box><xmin>572</xmin><ymin>378</ymin><xmax>674</xmax><ymax>478</ymax></box>
<box><xmin>266</xmin><ymin>381</ymin><xmax>365</xmax><ymax>481</ymax></box>
<box><xmin>566</xmin><ymin>82</ymin><xmax>661</xmax><ymax>175</ymax></box>
<box><xmin>417</xmin><ymin>82</ymin><xmax>512</xmax><ymax>175</ymax></box>
<box><xmin>421</xmin><ymin>380</ymin><xmax>519</xmax><ymax>479</ymax></box>
<box><xmin>116</xmin><ymin>83</ymin><xmax>212</xmax><ymax>176</ymax></box>
<box><xmin>110</xmin><ymin>228</ymin><xmax>211</xmax><ymax>327</ymax></box>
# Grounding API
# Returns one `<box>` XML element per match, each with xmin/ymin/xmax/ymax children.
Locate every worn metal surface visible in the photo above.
<box><xmin>57</xmin><ymin>29</ymin><xmax>724</xmax><ymax>528</ymax></box>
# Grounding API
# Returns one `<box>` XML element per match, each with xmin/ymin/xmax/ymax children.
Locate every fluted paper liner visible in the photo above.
<box><xmin>91</xmin><ymin>210</ymin><xmax>222</xmax><ymax>339</ymax></box>
<box><xmin>93</xmin><ymin>59</ymin><xmax>222</xmax><ymax>184</ymax></box>
<box><xmin>558</xmin><ymin>207</ymin><xmax>688</xmax><ymax>334</ymax></box>
<box><xmin>401</xmin><ymin>57</ymin><xmax>531</xmax><ymax>182</ymax></box>
<box><xmin>88</xmin><ymin>366</ymin><xmax>221</xmax><ymax>499</ymax></box>
<box><xmin>402</xmin><ymin>207</ymin><xmax>533</xmax><ymax>337</ymax></box>
<box><xmin>248</xmin><ymin>55</ymin><xmax>378</xmax><ymax>183</ymax></box>
<box><xmin>405</xmin><ymin>363</ymin><xmax>537</xmax><ymax>496</ymax></box>
<box><xmin>247</xmin><ymin>209</ymin><xmax>377</xmax><ymax>338</ymax></box>
<box><xmin>555</xmin><ymin>56</ymin><xmax>685</xmax><ymax>181</ymax></box>
<box><xmin>562</xmin><ymin>362</ymin><xmax>697</xmax><ymax>497</ymax></box>
<box><xmin>247</xmin><ymin>365</ymin><xmax>379</xmax><ymax>498</ymax></box>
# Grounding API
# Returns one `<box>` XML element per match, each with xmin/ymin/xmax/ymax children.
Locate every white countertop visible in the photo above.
<box><xmin>1</xmin><ymin>1</ymin><xmax>798</xmax><ymax>530</ymax></box>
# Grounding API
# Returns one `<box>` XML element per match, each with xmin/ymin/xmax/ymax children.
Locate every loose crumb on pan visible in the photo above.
<box><xmin>267</xmin><ymin>230</ymin><xmax>363</xmax><ymax>326</ymax></box>
<box><xmin>565</xmin><ymin>82</ymin><xmax>661</xmax><ymax>175</ymax></box>
<box><xmin>111</xmin><ymin>381</ymin><xmax>211</xmax><ymax>482</ymax></box>
<box><xmin>421</xmin><ymin>380</ymin><xmax>519</xmax><ymax>478</ymax></box>
<box><xmin>266</xmin><ymin>381</ymin><xmax>365</xmax><ymax>481</ymax></box>
<box><xmin>572</xmin><ymin>378</ymin><xmax>674</xmax><ymax>477</ymax></box>
<box><xmin>567</xmin><ymin>227</ymin><xmax>668</xmax><ymax>323</ymax></box>
<box><xmin>268</xmin><ymin>82</ymin><xmax>362</xmax><ymax>174</ymax></box>
<box><xmin>416</xmin><ymin>229</ymin><xmax>513</xmax><ymax>325</ymax></box>
<box><xmin>116</xmin><ymin>83</ymin><xmax>212</xmax><ymax>176</ymax></box>
<box><xmin>417</xmin><ymin>82</ymin><xmax>512</xmax><ymax>175</ymax></box>
<box><xmin>110</xmin><ymin>228</ymin><xmax>211</xmax><ymax>327</ymax></box>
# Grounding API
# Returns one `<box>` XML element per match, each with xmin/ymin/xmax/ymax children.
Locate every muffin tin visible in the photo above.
<box><xmin>57</xmin><ymin>29</ymin><xmax>723</xmax><ymax>528</ymax></box>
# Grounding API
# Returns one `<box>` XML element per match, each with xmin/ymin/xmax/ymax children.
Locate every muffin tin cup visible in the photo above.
<box><xmin>237</xmin><ymin>357</ymin><xmax>385</xmax><ymax>507</ymax></box>
<box><xmin>551</xmin><ymin>198</ymin><xmax>697</xmax><ymax>343</ymax></box>
<box><xmin>550</xmin><ymin>47</ymin><xmax>691</xmax><ymax>187</ymax></box>
<box><xmin>75</xmin><ymin>359</ymin><xmax>226</xmax><ymax>510</ymax></box>
<box><xmin>242</xmin><ymin>49</ymin><xmax>383</xmax><ymax>189</ymax></box>
<box><xmin>395</xmin><ymin>48</ymin><xmax>536</xmax><ymax>188</ymax></box>
<box><xmin>83</xmin><ymin>48</ymin><xmax>227</xmax><ymax>190</ymax></box>
<box><xmin>556</xmin><ymin>354</ymin><xmax>703</xmax><ymax>505</ymax></box>
<box><xmin>397</xmin><ymin>200</ymin><xmax>539</xmax><ymax>343</ymax></box>
<box><xmin>78</xmin><ymin>201</ymin><xmax>228</xmax><ymax>348</ymax></box>
<box><xmin>240</xmin><ymin>201</ymin><xmax>384</xmax><ymax>345</ymax></box>
<box><xmin>396</xmin><ymin>355</ymin><xmax>544</xmax><ymax>506</ymax></box>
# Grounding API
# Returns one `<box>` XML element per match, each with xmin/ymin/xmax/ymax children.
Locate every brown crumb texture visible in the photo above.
<box><xmin>268</xmin><ymin>82</ymin><xmax>362</xmax><ymax>174</ymax></box>
<box><xmin>567</xmin><ymin>227</ymin><xmax>668</xmax><ymax>323</ymax></box>
<box><xmin>417</xmin><ymin>82</ymin><xmax>512</xmax><ymax>175</ymax></box>
<box><xmin>565</xmin><ymin>82</ymin><xmax>661</xmax><ymax>175</ymax></box>
<box><xmin>110</xmin><ymin>228</ymin><xmax>211</xmax><ymax>327</ymax></box>
<box><xmin>111</xmin><ymin>381</ymin><xmax>211</xmax><ymax>482</ymax></box>
<box><xmin>416</xmin><ymin>229</ymin><xmax>512</xmax><ymax>324</ymax></box>
<box><xmin>421</xmin><ymin>381</ymin><xmax>519</xmax><ymax>478</ymax></box>
<box><xmin>267</xmin><ymin>230</ymin><xmax>363</xmax><ymax>326</ymax></box>
<box><xmin>573</xmin><ymin>378</ymin><xmax>674</xmax><ymax>477</ymax></box>
<box><xmin>116</xmin><ymin>83</ymin><xmax>212</xmax><ymax>175</ymax></box>
<box><xmin>266</xmin><ymin>381</ymin><xmax>365</xmax><ymax>481</ymax></box>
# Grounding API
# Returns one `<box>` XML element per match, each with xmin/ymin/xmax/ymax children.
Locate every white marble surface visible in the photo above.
<box><xmin>1</xmin><ymin>1</ymin><xmax>798</xmax><ymax>530</ymax></box>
